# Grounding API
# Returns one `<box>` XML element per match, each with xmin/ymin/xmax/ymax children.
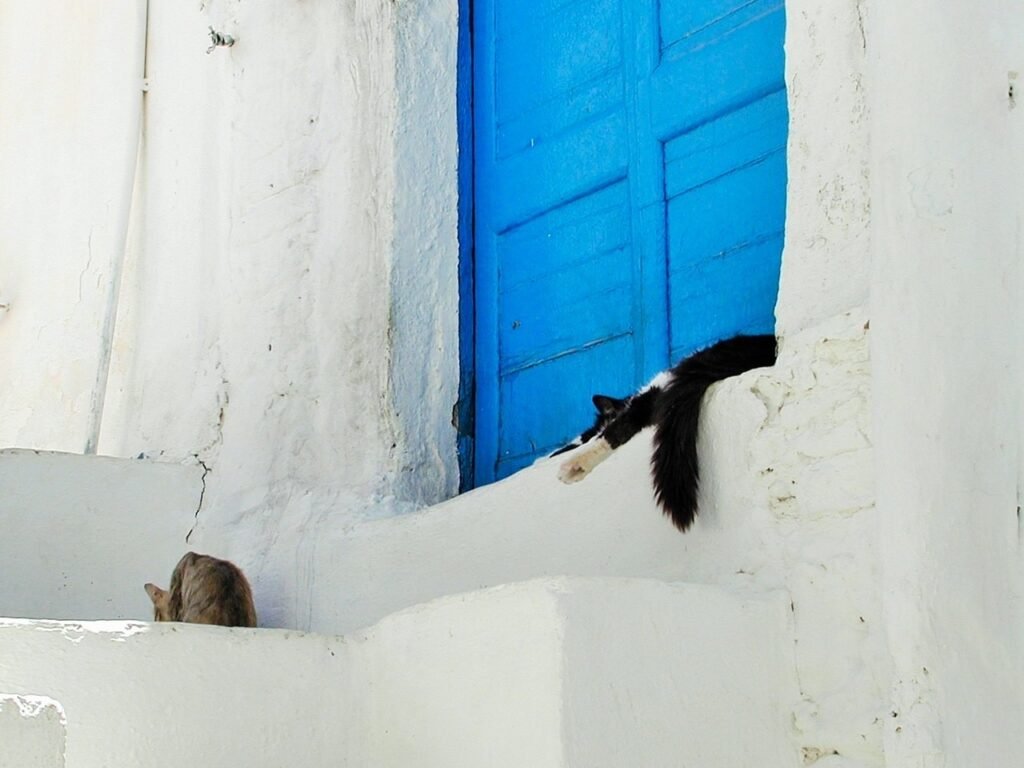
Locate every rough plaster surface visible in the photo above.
<box><xmin>0</xmin><ymin>4</ymin><xmax>145</xmax><ymax>453</ymax></box>
<box><xmin>8</xmin><ymin>1</ymin><xmax>1023</xmax><ymax>766</ymax></box>
<box><xmin>390</xmin><ymin>0</ymin><xmax>461</xmax><ymax>505</ymax></box>
<box><xmin>0</xmin><ymin>1</ymin><xmax>461</xmax><ymax>575</ymax></box>
<box><xmin>330</xmin><ymin>309</ymin><xmax>885</xmax><ymax>765</ymax></box>
<box><xmin>101</xmin><ymin>0</ymin><xmax>403</xmax><ymax>515</ymax></box>
<box><xmin>869</xmin><ymin>1</ymin><xmax>1024</xmax><ymax>764</ymax></box>
<box><xmin>0</xmin><ymin>450</ymin><xmax>201</xmax><ymax>622</ymax></box>
<box><xmin>776</xmin><ymin>0</ymin><xmax>871</xmax><ymax>336</ymax></box>
<box><xmin>0</xmin><ymin>313</ymin><xmax>880</xmax><ymax>767</ymax></box>
<box><xmin>0</xmin><ymin>618</ymin><xmax>351</xmax><ymax>768</ymax></box>
<box><xmin>0</xmin><ymin>579</ymin><xmax>797</xmax><ymax>768</ymax></box>
<box><xmin>710</xmin><ymin>310</ymin><xmax>887</xmax><ymax>767</ymax></box>
<box><xmin>558</xmin><ymin>581</ymin><xmax>798</xmax><ymax>768</ymax></box>
<box><xmin>0</xmin><ymin>694</ymin><xmax>66</xmax><ymax>768</ymax></box>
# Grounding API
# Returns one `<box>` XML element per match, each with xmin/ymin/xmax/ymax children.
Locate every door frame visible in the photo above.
<box><xmin>456</xmin><ymin>0</ymin><xmax>476</xmax><ymax>491</ymax></box>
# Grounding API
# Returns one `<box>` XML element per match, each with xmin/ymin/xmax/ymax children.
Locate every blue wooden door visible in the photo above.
<box><xmin>470</xmin><ymin>0</ymin><xmax>787</xmax><ymax>485</ymax></box>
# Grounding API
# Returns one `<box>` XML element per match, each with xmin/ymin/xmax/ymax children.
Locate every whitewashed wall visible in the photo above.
<box><xmin>0</xmin><ymin>1</ymin><xmax>461</xmax><ymax>560</ymax></box>
<box><xmin>0</xmin><ymin>0</ymin><xmax>881</xmax><ymax>638</ymax></box>
<box><xmin>4</xmin><ymin>1</ymin><xmax>1024</xmax><ymax>766</ymax></box>
<box><xmin>775</xmin><ymin>1</ymin><xmax>871</xmax><ymax>336</ymax></box>
<box><xmin>0</xmin><ymin>4</ymin><xmax>145</xmax><ymax>454</ymax></box>
<box><xmin>0</xmin><ymin>580</ymin><xmax>798</xmax><ymax>768</ymax></box>
<box><xmin>326</xmin><ymin>309</ymin><xmax>885</xmax><ymax>765</ymax></box>
<box><xmin>868</xmin><ymin>1</ymin><xmax>1024</xmax><ymax>765</ymax></box>
<box><xmin>0</xmin><ymin>695</ymin><xmax>66</xmax><ymax>768</ymax></box>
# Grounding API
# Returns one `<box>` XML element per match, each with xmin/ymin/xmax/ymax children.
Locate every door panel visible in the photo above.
<box><xmin>498</xmin><ymin>334</ymin><xmax>636</xmax><ymax>476</ymax></box>
<box><xmin>472</xmin><ymin>0</ymin><xmax>787</xmax><ymax>485</ymax></box>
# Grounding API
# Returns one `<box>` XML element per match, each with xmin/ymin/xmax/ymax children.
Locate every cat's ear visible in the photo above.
<box><xmin>144</xmin><ymin>583</ymin><xmax>165</xmax><ymax>604</ymax></box>
<box><xmin>592</xmin><ymin>395</ymin><xmax>625</xmax><ymax>416</ymax></box>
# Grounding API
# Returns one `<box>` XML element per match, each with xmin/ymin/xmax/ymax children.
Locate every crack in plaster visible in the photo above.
<box><xmin>854</xmin><ymin>0</ymin><xmax>867</xmax><ymax>53</ymax></box>
<box><xmin>185</xmin><ymin>457</ymin><xmax>211</xmax><ymax>544</ymax></box>
<box><xmin>78</xmin><ymin>229</ymin><xmax>95</xmax><ymax>302</ymax></box>
<box><xmin>196</xmin><ymin>364</ymin><xmax>230</xmax><ymax>462</ymax></box>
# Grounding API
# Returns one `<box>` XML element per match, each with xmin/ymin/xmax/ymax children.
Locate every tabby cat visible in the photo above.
<box><xmin>144</xmin><ymin>551</ymin><xmax>257</xmax><ymax>627</ymax></box>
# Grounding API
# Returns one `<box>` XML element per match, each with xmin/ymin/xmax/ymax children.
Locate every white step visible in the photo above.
<box><xmin>0</xmin><ymin>695</ymin><xmax>66</xmax><ymax>768</ymax></box>
<box><xmin>0</xmin><ymin>578</ymin><xmax>798</xmax><ymax>768</ymax></box>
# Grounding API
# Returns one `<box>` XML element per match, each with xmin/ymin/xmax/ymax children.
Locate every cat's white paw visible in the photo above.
<box><xmin>558</xmin><ymin>458</ymin><xmax>590</xmax><ymax>483</ymax></box>
<box><xmin>557</xmin><ymin>438</ymin><xmax>612</xmax><ymax>484</ymax></box>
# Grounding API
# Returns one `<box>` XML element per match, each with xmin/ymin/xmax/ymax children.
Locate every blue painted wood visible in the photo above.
<box><xmin>456</xmin><ymin>0</ymin><xmax>475</xmax><ymax>491</ymax></box>
<box><xmin>470</xmin><ymin>0</ymin><xmax>787</xmax><ymax>485</ymax></box>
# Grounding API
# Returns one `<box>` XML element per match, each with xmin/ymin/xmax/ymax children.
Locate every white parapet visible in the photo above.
<box><xmin>356</xmin><ymin>578</ymin><xmax>800</xmax><ymax>768</ymax></box>
<box><xmin>0</xmin><ymin>578</ymin><xmax>798</xmax><ymax>767</ymax></box>
<box><xmin>0</xmin><ymin>694</ymin><xmax>66</xmax><ymax>768</ymax></box>
<box><xmin>0</xmin><ymin>449</ymin><xmax>201</xmax><ymax>622</ymax></box>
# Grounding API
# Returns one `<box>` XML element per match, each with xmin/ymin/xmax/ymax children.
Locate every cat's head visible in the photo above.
<box><xmin>550</xmin><ymin>394</ymin><xmax>628</xmax><ymax>456</ymax></box>
<box><xmin>144</xmin><ymin>582</ymin><xmax>172</xmax><ymax>622</ymax></box>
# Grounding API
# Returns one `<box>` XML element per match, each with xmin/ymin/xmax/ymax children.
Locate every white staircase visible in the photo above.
<box><xmin>0</xmin><ymin>578</ymin><xmax>799</xmax><ymax>767</ymax></box>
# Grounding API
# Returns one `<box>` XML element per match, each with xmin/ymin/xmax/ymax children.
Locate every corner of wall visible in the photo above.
<box><xmin>388</xmin><ymin>0</ymin><xmax>462</xmax><ymax>505</ymax></box>
<box><xmin>775</xmin><ymin>0</ymin><xmax>872</xmax><ymax>338</ymax></box>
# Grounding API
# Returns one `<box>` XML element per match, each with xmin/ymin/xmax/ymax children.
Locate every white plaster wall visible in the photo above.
<box><xmin>868</xmin><ymin>2</ymin><xmax>1024</xmax><ymax>765</ymax></box>
<box><xmin>325</xmin><ymin>309</ymin><xmax>886</xmax><ymax>766</ymax></box>
<box><xmin>390</xmin><ymin>0</ymin><xmax>461</xmax><ymax>506</ymax></box>
<box><xmin>726</xmin><ymin>311</ymin><xmax>887</xmax><ymax>768</ymax></box>
<box><xmin>0</xmin><ymin>4</ymin><xmax>145</xmax><ymax>453</ymax></box>
<box><xmin>302</xmin><ymin>434</ymin><xmax>687</xmax><ymax>634</ymax></box>
<box><xmin>356</xmin><ymin>579</ymin><xmax>798</xmax><ymax>768</ymax></box>
<box><xmin>0</xmin><ymin>1</ymin><xmax>461</xmax><ymax>574</ymax></box>
<box><xmin>557</xmin><ymin>580</ymin><xmax>797</xmax><ymax>768</ymax></box>
<box><xmin>0</xmin><ymin>695</ymin><xmax>65</xmax><ymax>768</ymax></box>
<box><xmin>100</xmin><ymin>0</ymin><xmax>398</xmax><ymax>492</ymax></box>
<box><xmin>0</xmin><ymin>450</ymin><xmax>201</xmax><ymax>622</ymax></box>
<box><xmin>0</xmin><ymin>579</ymin><xmax>798</xmax><ymax>768</ymax></box>
<box><xmin>776</xmin><ymin>0</ymin><xmax>871</xmax><ymax>336</ymax></box>
<box><xmin>0</xmin><ymin>0</ymin><xmax>882</xmax><ymax>657</ymax></box>
<box><xmin>0</xmin><ymin>619</ymin><xmax>353</xmax><ymax>767</ymax></box>
<box><xmin>13</xmin><ymin>3</ymin><xmax>1024</xmax><ymax>767</ymax></box>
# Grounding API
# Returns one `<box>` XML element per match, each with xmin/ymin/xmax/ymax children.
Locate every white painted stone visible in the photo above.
<box><xmin>556</xmin><ymin>580</ymin><xmax>797</xmax><ymax>768</ymax></box>
<box><xmin>0</xmin><ymin>618</ymin><xmax>351</xmax><ymax>768</ymax></box>
<box><xmin>4</xmin><ymin>1</ymin><xmax>1024</xmax><ymax>767</ymax></box>
<box><xmin>0</xmin><ymin>312</ymin><xmax>882</xmax><ymax>766</ymax></box>
<box><xmin>0</xmin><ymin>695</ymin><xmax>66</xmax><ymax>768</ymax></box>
<box><xmin>326</xmin><ymin>309</ymin><xmax>886</xmax><ymax>765</ymax></box>
<box><xmin>776</xmin><ymin>0</ymin><xmax>871</xmax><ymax>336</ymax></box>
<box><xmin>0</xmin><ymin>578</ymin><xmax>797</xmax><ymax>768</ymax></box>
<box><xmin>390</xmin><ymin>0</ymin><xmax>461</xmax><ymax>506</ymax></box>
<box><xmin>0</xmin><ymin>4</ymin><xmax>145</xmax><ymax>454</ymax></box>
<box><xmin>0</xmin><ymin>1</ymin><xmax>461</xmax><ymax>555</ymax></box>
<box><xmin>868</xmin><ymin>1</ymin><xmax>1024</xmax><ymax>765</ymax></box>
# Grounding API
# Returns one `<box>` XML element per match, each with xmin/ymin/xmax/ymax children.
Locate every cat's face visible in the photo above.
<box><xmin>550</xmin><ymin>394</ymin><xmax>628</xmax><ymax>456</ymax></box>
<box><xmin>144</xmin><ymin>582</ymin><xmax>172</xmax><ymax>621</ymax></box>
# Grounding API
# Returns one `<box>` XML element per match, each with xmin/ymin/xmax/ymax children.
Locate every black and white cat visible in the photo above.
<box><xmin>554</xmin><ymin>334</ymin><xmax>777</xmax><ymax>531</ymax></box>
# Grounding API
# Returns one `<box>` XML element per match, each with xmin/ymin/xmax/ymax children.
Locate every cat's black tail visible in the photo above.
<box><xmin>651</xmin><ymin>334</ymin><xmax>777</xmax><ymax>531</ymax></box>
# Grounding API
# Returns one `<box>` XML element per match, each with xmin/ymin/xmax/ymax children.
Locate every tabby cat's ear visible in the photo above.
<box><xmin>144</xmin><ymin>583</ymin><xmax>165</xmax><ymax>603</ymax></box>
<box><xmin>592</xmin><ymin>394</ymin><xmax>625</xmax><ymax>416</ymax></box>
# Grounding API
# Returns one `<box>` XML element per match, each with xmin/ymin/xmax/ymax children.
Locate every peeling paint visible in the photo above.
<box><xmin>0</xmin><ymin>618</ymin><xmax>149</xmax><ymax>642</ymax></box>
<box><xmin>2</xmin><ymin>694</ymin><xmax>66</xmax><ymax>724</ymax></box>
